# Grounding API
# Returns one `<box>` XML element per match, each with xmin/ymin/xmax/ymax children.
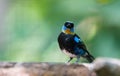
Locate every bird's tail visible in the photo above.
<box><xmin>85</xmin><ymin>54</ymin><xmax>95</xmax><ymax>63</ymax></box>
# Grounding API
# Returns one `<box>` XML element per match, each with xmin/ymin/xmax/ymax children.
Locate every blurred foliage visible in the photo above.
<box><xmin>0</xmin><ymin>0</ymin><xmax>120</xmax><ymax>62</ymax></box>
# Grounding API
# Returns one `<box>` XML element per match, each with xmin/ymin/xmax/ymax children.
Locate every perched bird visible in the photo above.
<box><xmin>58</xmin><ymin>21</ymin><xmax>95</xmax><ymax>63</ymax></box>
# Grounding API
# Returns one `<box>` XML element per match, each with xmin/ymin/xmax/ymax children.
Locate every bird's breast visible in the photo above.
<box><xmin>62</xmin><ymin>49</ymin><xmax>77</xmax><ymax>58</ymax></box>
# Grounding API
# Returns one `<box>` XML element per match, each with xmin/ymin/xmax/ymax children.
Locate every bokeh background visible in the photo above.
<box><xmin>0</xmin><ymin>0</ymin><xmax>120</xmax><ymax>62</ymax></box>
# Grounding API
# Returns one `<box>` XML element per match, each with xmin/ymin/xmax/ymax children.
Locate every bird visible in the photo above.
<box><xmin>57</xmin><ymin>21</ymin><xmax>95</xmax><ymax>63</ymax></box>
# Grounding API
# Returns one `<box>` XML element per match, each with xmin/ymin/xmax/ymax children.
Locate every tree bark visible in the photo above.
<box><xmin>0</xmin><ymin>58</ymin><xmax>120</xmax><ymax>76</ymax></box>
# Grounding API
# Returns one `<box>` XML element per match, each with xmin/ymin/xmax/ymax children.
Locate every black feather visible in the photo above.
<box><xmin>58</xmin><ymin>22</ymin><xmax>95</xmax><ymax>63</ymax></box>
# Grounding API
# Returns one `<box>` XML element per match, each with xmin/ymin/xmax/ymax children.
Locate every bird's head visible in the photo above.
<box><xmin>62</xmin><ymin>21</ymin><xmax>74</xmax><ymax>34</ymax></box>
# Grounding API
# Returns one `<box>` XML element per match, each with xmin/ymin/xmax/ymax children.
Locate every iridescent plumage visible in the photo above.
<box><xmin>58</xmin><ymin>21</ymin><xmax>95</xmax><ymax>63</ymax></box>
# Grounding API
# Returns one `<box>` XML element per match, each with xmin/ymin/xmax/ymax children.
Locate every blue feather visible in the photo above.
<box><xmin>74</xmin><ymin>47</ymin><xmax>85</xmax><ymax>55</ymax></box>
<box><xmin>62</xmin><ymin>25</ymin><xmax>74</xmax><ymax>32</ymax></box>
<box><xmin>70</xmin><ymin>28</ymin><xmax>74</xmax><ymax>32</ymax></box>
<box><xmin>62</xmin><ymin>25</ymin><xmax>67</xmax><ymax>31</ymax></box>
<box><xmin>74</xmin><ymin>36</ymin><xmax>82</xmax><ymax>43</ymax></box>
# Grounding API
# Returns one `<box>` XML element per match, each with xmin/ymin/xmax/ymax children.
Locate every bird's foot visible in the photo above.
<box><xmin>75</xmin><ymin>57</ymin><xmax>80</xmax><ymax>64</ymax></box>
<box><xmin>65</xmin><ymin>62</ymin><xmax>71</xmax><ymax>65</ymax></box>
<box><xmin>74</xmin><ymin>61</ymin><xmax>79</xmax><ymax>64</ymax></box>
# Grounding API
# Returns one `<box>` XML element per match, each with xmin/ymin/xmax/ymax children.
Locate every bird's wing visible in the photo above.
<box><xmin>73</xmin><ymin>34</ymin><xmax>87</xmax><ymax>51</ymax></box>
<box><xmin>74</xmin><ymin>34</ymin><xmax>95</xmax><ymax>62</ymax></box>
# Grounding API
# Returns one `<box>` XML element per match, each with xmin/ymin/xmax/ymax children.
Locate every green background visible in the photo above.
<box><xmin>0</xmin><ymin>0</ymin><xmax>120</xmax><ymax>62</ymax></box>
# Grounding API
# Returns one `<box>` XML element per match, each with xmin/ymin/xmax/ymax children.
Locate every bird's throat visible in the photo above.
<box><xmin>64</xmin><ymin>29</ymin><xmax>74</xmax><ymax>35</ymax></box>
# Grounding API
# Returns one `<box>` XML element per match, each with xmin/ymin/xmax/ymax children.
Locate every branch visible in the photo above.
<box><xmin>0</xmin><ymin>58</ymin><xmax>120</xmax><ymax>76</ymax></box>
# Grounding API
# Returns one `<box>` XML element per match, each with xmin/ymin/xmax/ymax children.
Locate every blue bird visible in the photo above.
<box><xmin>58</xmin><ymin>21</ymin><xmax>95</xmax><ymax>63</ymax></box>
